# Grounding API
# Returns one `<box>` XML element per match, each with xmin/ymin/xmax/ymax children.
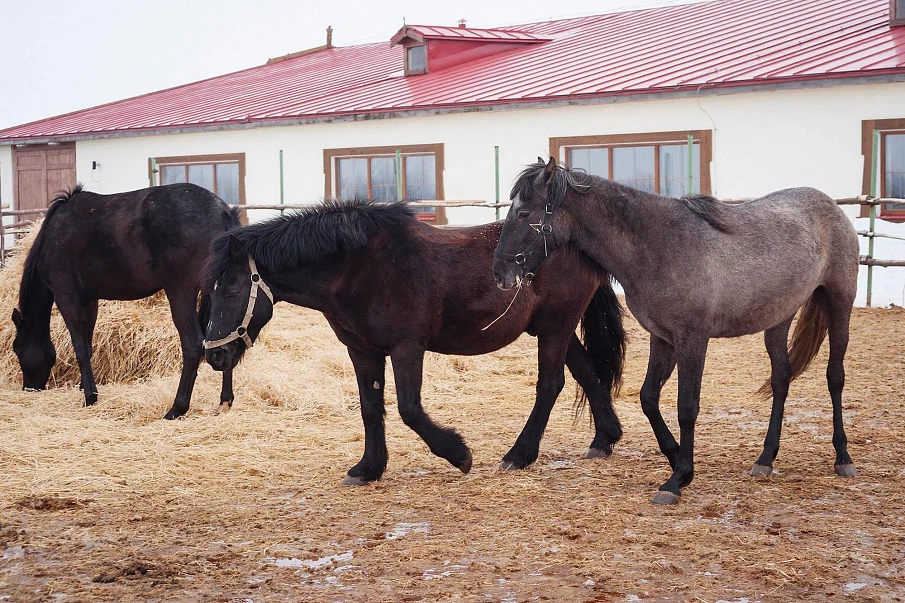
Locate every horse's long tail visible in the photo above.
<box><xmin>574</xmin><ymin>279</ymin><xmax>626</xmax><ymax>419</ymax></box>
<box><xmin>757</xmin><ymin>292</ymin><xmax>827</xmax><ymax>398</ymax></box>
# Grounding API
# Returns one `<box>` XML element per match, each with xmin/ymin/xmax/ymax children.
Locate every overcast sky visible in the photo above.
<box><xmin>0</xmin><ymin>0</ymin><xmax>708</xmax><ymax>130</ymax></box>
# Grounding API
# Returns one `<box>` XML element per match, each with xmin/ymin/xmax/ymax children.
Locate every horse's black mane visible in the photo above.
<box><xmin>206</xmin><ymin>199</ymin><xmax>417</xmax><ymax>287</ymax></box>
<box><xmin>18</xmin><ymin>184</ymin><xmax>87</xmax><ymax>310</ymax></box>
<box><xmin>513</xmin><ymin>160</ymin><xmax>731</xmax><ymax>233</ymax></box>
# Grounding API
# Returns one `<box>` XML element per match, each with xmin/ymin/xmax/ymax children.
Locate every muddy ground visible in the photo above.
<box><xmin>1</xmin><ymin>304</ymin><xmax>903</xmax><ymax>602</ymax></box>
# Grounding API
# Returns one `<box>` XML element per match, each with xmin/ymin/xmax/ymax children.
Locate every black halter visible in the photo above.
<box><xmin>493</xmin><ymin>201</ymin><xmax>557</xmax><ymax>284</ymax></box>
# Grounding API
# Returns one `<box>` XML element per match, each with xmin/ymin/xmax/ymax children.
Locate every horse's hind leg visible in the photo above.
<box><xmin>56</xmin><ymin>296</ymin><xmax>99</xmax><ymax>406</ymax></box>
<box><xmin>565</xmin><ymin>334</ymin><xmax>622</xmax><ymax>459</ymax></box>
<box><xmin>344</xmin><ymin>348</ymin><xmax>388</xmax><ymax>485</ymax></box>
<box><xmin>640</xmin><ymin>334</ymin><xmax>679</xmax><ymax>469</ymax></box>
<box><xmin>752</xmin><ymin>316</ymin><xmax>795</xmax><ymax>476</ymax></box>
<box><xmin>390</xmin><ymin>344</ymin><xmax>472</xmax><ymax>475</ymax></box>
<box><xmin>163</xmin><ymin>287</ymin><xmax>204</xmax><ymax>420</ymax></box>
<box><xmin>820</xmin><ymin>293</ymin><xmax>856</xmax><ymax>477</ymax></box>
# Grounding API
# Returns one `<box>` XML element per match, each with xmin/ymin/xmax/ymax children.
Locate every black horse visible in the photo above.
<box><xmin>203</xmin><ymin>199</ymin><xmax>625</xmax><ymax>484</ymax></box>
<box><xmin>493</xmin><ymin>158</ymin><xmax>859</xmax><ymax>504</ymax></box>
<box><xmin>12</xmin><ymin>183</ymin><xmax>241</xmax><ymax>419</ymax></box>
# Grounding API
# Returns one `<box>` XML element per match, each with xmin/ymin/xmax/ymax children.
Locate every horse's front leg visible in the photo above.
<box><xmin>500</xmin><ymin>333</ymin><xmax>569</xmax><ymax>470</ymax></box>
<box><xmin>343</xmin><ymin>348</ymin><xmax>389</xmax><ymax>485</ymax></box>
<box><xmin>56</xmin><ymin>297</ymin><xmax>99</xmax><ymax>406</ymax></box>
<box><xmin>390</xmin><ymin>344</ymin><xmax>472</xmax><ymax>474</ymax></box>
<box><xmin>218</xmin><ymin>368</ymin><xmax>235</xmax><ymax>413</ymax></box>
<box><xmin>163</xmin><ymin>288</ymin><xmax>204</xmax><ymax>420</ymax></box>
<box><xmin>653</xmin><ymin>335</ymin><xmax>709</xmax><ymax>505</ymax></box>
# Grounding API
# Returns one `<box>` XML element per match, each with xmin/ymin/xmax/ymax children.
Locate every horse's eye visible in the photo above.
<box><xmin>517</xmin><ymin>210</ymin><xmax>530</xmax><ymax>219</ymax></box>
<box><xmin>227</xmin><ymin>291</ymin><xmax>241</xmax><ymax>301</ymax></box>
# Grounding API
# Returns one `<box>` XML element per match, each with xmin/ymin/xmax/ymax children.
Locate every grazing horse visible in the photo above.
<box><xmin>12</xmin><ymin>183</ymin><xmax>240</xmax><ymax>419</ymax></box>
<box><xmin>493</xmin><ymin>158</ymin><xmax>859</xmax><ymax>504</ymax></box>
<box><xmin>203</xmin><ymin>199</ymin><xmax>625</xmax><ymax>484</ymax></box>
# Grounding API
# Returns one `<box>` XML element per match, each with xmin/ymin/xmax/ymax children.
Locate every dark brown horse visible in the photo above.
<box><xmin>12</xmin><ymin>183</ymin><xmax>240</xmax><ymax>419</ymax></box>
<box><xmin>203</xmin><ymin>199</ymin><xmax>625</xmax><ymax>484</ymax></box>
<box><xmin>494</xmin><ymin>158</ymin><xmax>859</xmax><ymax>504</ymax></box>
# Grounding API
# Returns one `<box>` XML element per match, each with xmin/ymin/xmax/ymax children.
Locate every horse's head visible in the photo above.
<box><xmin>11</xmin><ymin>307</ymin><xmax>56</xmax><ymax>390</ymax></box>
<box><xmin>493</xmin><ymin>157</ymin><xmax>587</xmax><ymax>290</ymax></box>
<box><xmin>204</xmin><ymin>234</ymin><xmax>275</xmax><ymax>372</ymax></box>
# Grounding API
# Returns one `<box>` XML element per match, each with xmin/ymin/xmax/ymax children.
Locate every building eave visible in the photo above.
<box><xmin>3</xmin><ymin>72</ymin><xmax>905</xmax><ymax>147</ymax></box>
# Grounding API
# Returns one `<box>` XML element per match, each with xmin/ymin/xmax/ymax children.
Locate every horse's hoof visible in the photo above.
<box><xmin>751</xmin><ymin>463</ymin><xmax>773</xmax><ymax>477</ymax></box>
<box><xmin>835</xmin><ymin>463</ymin><xmax>857</xmax><ymax>477</ymax></box>
<box><xmin>342</xmin><ymin>475</ymin><xmax>371</xmax><ymax>486</ymax></box>
<box><xmin>498</xmin><ymin>460</ymin><xmax>522</xmax><ymax>471</ymax></box>
<box><xmin>651</xmin><ymin>490</ymin><xmax>680</xmax><ymax>505</ymax></box>
<box><xmin>585</xmin><ymin>447</ymin><xmax>612</xmax><ymax>459</ymax></box>
<box><xmin>458</xmin><ymin>450</ymin><xmax>473</xmax><ymax>475</ymax></box>
<box><xmin>163</xmin><ymin>409</ymin><xmax>185</xmax><ymax>420</ymax></box>
<box><xmin>218</xmin><ymin>401</ymin><xmax>232</xmax><ymax>413</ymax></box>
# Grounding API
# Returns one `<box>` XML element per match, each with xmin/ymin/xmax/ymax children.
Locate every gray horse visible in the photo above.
<box><xmin>493</xmin><ymin>158</ymin><xmax>860</xmax><ymax>504</ymax></box>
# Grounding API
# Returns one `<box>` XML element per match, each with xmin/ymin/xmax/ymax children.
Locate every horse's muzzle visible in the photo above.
<box><xmin>492</xmin><ymin>258</ymin><xmax>520</xmax><ymax>291</ymax></box>
<box><xmin>205</xmin><ymin>346</ymin><xmax>237</xmax><ymax>372</ymax></box>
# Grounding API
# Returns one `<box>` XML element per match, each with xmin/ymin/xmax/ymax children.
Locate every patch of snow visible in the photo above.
<box><xmin>844</xmin><ymin>583</ymin><xmax>867</xmax><ymax>593</ymax></box>
<box><xmin>385</xmin><ymin>521</ymin><xmax>430</xmax><ymax>540</ymax></box>
<box><xmin>270</xmin><ymin>551</ymin><xmax>353</xmax><ymax>570</ymax></box>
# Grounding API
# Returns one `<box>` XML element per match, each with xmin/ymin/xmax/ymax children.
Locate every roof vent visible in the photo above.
<box><xmin>458</xmin><ymin>19</ymin><xmax>467</xmax><ymax>28</ymax></box>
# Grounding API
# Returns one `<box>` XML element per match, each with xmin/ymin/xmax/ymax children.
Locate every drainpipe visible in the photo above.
<box><xmin>279</xmin><ymin>150</ymin><xmax>285</xmax><ymax>215</ymax></box>
<box><xmin>687</xmin><ymin>134</ymin><xmax>694</xmax><ymax>195</ymax></box>
<box><xmin>395</xmin><ymin>150</ymin><xmax>403</xmax><ymax>201</ymax></box>
<box><xmin>495</xmin><ymin>145</ymin><xmax>500</xmax><ymax>221</ymax></box>
<box><xmin>867</xmin><ymin>130</ymin><xmax>879</xmax><ymax>307</ymax></box>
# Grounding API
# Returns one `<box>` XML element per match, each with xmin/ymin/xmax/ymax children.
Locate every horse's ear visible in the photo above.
<box><xmin>227</xmin><ymin>234</ymin><xmax>243</xmax><ymax>259</ymax></box>
<box><xmin>11</xmin><ymin>307</ymin><xmax>22</xmax><ymax>327</ymax></box>
<box><xmin>537</xmin><ymin>156</ymin><xmax>545</xmax><ymax>165</ymax></box>
<box><xmin>543</xmin><ymin>156</ymin><xmax>558</xmax><ymax>186</ymax></box>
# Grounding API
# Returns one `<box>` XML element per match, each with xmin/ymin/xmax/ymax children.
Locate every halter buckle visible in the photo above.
<box><xmin>515</xmin><ymin>253</ymin><xmax>526</xmax><ymax>266</ymax></box>
<box><xmin>541</xmin><ymin>223</ymin><xmax>553</xmax><ymax>234</ymax></box>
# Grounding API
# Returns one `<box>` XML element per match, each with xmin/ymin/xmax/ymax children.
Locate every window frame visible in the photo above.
<box><xmin>861</xmin><ymin>119</ymin><xmax>905</xmax><ymax>221</ymax></box>
<box><xmin>323</xmin><ymin>144</ymin><xmax>446</xmax><ymax>224</ymax></box>
<box><xmin>550</xmin><ymin>130</ymin><xmax>713</xmax><ymax>196</ymax></box>
<box><xmin>148</xmin><ymin>152</ymin><xmax>246</xmax><ymax>223</ymax></box>
<box><xmin>405</xmin><ymin>44</ymin><xmax>428</xmax><ymax>75</ymax></box>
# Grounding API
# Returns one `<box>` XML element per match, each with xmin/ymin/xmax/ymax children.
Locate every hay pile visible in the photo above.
<box><xmin>0</xmin><ymin>223</ymin><xmax>183</xmax><ymax>388</ymax></box>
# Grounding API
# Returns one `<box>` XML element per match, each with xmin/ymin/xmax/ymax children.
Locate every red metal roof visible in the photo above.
<box><xmin>2</xmin><ymin>0</ymin><xmax>904</xmax><ymax>142</ymax></box>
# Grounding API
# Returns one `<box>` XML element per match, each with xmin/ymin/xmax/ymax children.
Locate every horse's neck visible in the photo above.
<box><xmin>20</xmin><ymin>276</ymin><xmax>54</xmax><ymax>334</ymax></box>
<box><xmin>267</xmin><ymin>264</ymin><xmax>345</xmax><ymax>316</ymax></box>
<box><xmin>570</xmin><ymin>189</ymin><xmax>656</xmax><ymax>292</ymax></box>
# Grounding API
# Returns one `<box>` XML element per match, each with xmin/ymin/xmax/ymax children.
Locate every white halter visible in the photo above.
<box><xmin>203</xmin><ymin>257</ymin><xmax>274</xmax><ymax>350</ymax></box>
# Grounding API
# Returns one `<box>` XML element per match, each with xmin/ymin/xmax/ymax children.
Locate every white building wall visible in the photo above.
<box><xmin>3</xmin><ymin>79</ymin><xmax>905</xmax><ymax>303</ymax></box>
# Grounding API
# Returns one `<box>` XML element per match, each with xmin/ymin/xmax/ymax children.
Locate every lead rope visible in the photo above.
<box><xmin>481</xmin><ymin>280</ymin><xmax>524</xmax><ymax>331</ymax></box>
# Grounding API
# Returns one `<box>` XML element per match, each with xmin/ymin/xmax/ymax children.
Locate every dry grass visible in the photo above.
<box><xmin>0</xmin><ymin>299</ymin><xmax>903</xmax><ymax>602</ymax></box>
<box><xmin>0</xmin><ymin>223</ymin><xmax>184</xmax><ymax>388</ymax></box>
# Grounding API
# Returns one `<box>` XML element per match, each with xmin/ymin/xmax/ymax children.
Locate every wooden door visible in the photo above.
<box><xmin>13</xmin><ymin>143</ymin><xmax>76</xmax><ymax>211</ymax></box>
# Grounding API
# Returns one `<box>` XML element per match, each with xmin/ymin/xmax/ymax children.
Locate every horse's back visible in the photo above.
<box><xmin>39</xmin><ymin>183</ymin><xmax>237</xmax><ymax>299</ymax></box>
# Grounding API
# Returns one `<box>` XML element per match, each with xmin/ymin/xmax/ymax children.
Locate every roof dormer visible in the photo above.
<box><xmin>390</xmin><ymin>22</ymin><xmax>549</xmax><ymax>76</ymax></box>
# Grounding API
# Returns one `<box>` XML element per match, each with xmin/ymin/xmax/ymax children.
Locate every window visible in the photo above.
<box><xmin>323</xmin><ymin>144</ymin><xmax>446</xmax><ymax>223</ymax></box>
<box><xmin>406</xmin><ymin>45</ymin><xmax>427</xmax><ymax>73</ymax></box>
<box><xmin>893</xmin><ymin>0</ymin><xmax>905</xmax><ymax>26</ymax></box>
<box><xmin>150</xmin><ymin>153</ymin><xmax>246</xmax><ymax>221</ymax></box>
<box><xmin>551</xmin><ymin>131</ymin><xmax>711</xmax><ymax>197</ymax></box>
<box><xmin>861</xmin><ymin>119</ymin><xmax>905</xmax><ymax>220</ymax></box>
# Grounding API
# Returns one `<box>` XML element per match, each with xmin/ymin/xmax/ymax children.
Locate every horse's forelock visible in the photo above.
<box><xmin>510</xmin><ymin>160</ymin><xmax>591</xmax><ymax>209</ymax></box>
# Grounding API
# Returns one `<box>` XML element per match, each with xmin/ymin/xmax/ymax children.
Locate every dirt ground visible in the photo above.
<box><xmin>0</xmin><ymin>303</ymin><xmax>903</xmax><ymax>602</ymax></box>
